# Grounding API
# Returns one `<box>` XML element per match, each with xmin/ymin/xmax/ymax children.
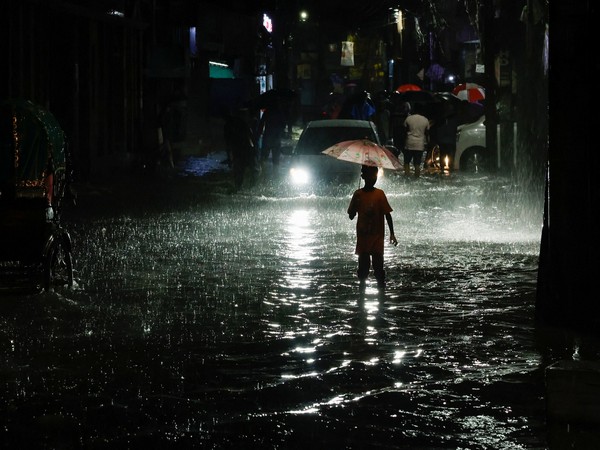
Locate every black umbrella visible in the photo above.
<box><xmin>393</xmin><ymin>89</ymin><xmax>438</xmax><ymax>104</ymax></box>
<box><xmin>390</xmin><ymin>90</ymin><xmax>441</xmax><ymax>120</ymax></box>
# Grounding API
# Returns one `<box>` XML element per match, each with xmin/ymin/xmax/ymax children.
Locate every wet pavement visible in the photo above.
<box><xmin>2</xmin><ymin>149</ymin><xmax>600</xmax><ymax>449</ymax></box>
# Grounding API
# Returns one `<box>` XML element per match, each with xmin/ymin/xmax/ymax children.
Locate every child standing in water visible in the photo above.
<box><xmin>347</xmin><ymin>165</ymin><xmax>398</xmax><ymax>288</ymax></box>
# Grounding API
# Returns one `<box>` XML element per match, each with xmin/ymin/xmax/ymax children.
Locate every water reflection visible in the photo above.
<box><xmin>283</xmin><ymin>208</ymin><xmax>316</xmax><ymax>290</ymax></box>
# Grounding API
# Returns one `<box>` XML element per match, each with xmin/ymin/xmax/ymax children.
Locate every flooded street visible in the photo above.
<box><xmin>1</xmin><ymin>157</ymin><xmax>593</xmax><ymax>448</ymax></box>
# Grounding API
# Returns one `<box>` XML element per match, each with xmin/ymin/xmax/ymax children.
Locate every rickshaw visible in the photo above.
<box><xmin>0</xmin><ymin>99</ymin><xmax>74</xmax><ymax>291</ymax></box>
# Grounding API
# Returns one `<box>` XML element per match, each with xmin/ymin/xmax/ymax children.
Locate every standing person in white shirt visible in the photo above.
<box><xmin>403</xmin><ymin>103</ymin><xmax>431</xmax><ymax>177</ymax></box>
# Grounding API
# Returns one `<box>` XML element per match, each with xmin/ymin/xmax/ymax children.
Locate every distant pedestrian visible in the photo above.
<box><xmin>374</xmin><ymin>93</ymin><xmax>391</xmax><ymax>144</ymax></box>
<box><xmin>223</xmin><ymin>108</ymin><xmax>258</xmax><ymax>190</ymax></box>
<box><xmin>390</xmin><ymin>97</ymin><xmax>410</xmax><ymax>155</ymax></box>
<box><xmin>157</xmin><ymin>102</ymin><xmax>175</xmax><ymax>169</ymax></box>
<box><xmin>403</xmin><ymin>103</ymin><xmax>430</xmax><ymax>177</ymax></box>
<box><xmin>157</xmin><ymin>84</ymin><xmax>187</xmax><ymax>169</ymax></box>
<box><xmin>350</xmin><ymin>91</ymin><xmax>376</xmax><ymax>121</ymax></box>
<box><xmin>347</xmin><ymin>165</ymin><xmax>398</xmax><ymax>288</ymax></box>
<box><xmin>257</xmin><ymin>102</ymin><xmax>286</xmax><ymax>167</ymax></box>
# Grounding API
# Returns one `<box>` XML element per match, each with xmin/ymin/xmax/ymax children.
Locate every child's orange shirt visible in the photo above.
<box><xmin>347</xmin><ymin>187</ymin><xmax>393</xmax><ymax>255</ymax></box>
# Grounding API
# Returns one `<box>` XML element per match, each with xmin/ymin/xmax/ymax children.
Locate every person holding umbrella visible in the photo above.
<box><xmin>347</xmin><ymin>165</ymin><xmax>398</xmax><ymax>289</ymax></box>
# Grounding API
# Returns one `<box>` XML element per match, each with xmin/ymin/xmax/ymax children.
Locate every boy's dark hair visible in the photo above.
<box><xmin>361</xmin><ymin>165</ymin><xmax>378</xmax><ymax>176</ymax></box>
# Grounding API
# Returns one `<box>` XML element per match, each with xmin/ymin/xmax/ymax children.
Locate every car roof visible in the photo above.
<box><xmin>305</xmin><ymin>119</ymin><xmax>375</xmax><ymax>129</ymax></box>
<box><xmin>294</xmin><ymin>119</ymin><xmax>381</xmax><ymax>155</ymax></box>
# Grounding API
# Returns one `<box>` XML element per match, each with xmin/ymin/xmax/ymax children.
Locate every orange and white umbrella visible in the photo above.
<box><xmin>452</xmin><ymin>83</ymin><xmax>485</xmax><ymax>102</ymax></box>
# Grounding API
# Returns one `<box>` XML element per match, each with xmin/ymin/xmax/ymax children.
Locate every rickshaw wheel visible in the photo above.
<box><xmin>44</xmin><ymin>235</ymin><xmax>73</xmax><ymax>291</ymax></box>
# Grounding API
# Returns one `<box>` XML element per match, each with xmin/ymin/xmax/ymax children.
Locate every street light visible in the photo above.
<box><xmin>299</xmin><ymin>10</ymin><xmax>308</xmax><ymax>22</ymax></box>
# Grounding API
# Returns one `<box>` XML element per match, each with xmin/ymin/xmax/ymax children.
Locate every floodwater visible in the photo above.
<box><xmin>0</xmin><ymin>157</ymin><xmax>594</xmax><ymax>448</ymax></box>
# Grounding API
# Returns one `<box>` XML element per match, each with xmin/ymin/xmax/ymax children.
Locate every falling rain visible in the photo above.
<box><xmin>0</xmin><ymin>159</ymin><xmax>588</xmax><ymax>448</ymax></box>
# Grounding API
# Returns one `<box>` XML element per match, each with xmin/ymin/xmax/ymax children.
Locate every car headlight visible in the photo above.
<box><xmin>290</xmin><ymin>167</ymin><xmax>310</xmax><ymax>185</ymax></box>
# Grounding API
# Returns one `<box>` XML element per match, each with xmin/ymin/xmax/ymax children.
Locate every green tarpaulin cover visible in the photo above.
<box><xmin>0</xmin><ymin>99</ymin><xmax>65</xmax><ymax>190</ymax></box>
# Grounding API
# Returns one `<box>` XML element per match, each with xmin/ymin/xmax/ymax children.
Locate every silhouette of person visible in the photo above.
<box><xmin>223</xmin><ymin>108</ymin><xmax>257</xmax><ymax>190</ymax></box>
<box><xmin>350</xmin><ymin>91</ymin><xmax>376</xmax><ymax>121</ymax></box>
<box><xmin>257</xmin><ymin>102</ymin><xmax>286</xmax><ymax>167</ymax></box>
<box><xmin>403</xmin><ymin>103</ymin><xmax>430</xmax><ymax>177</ymax></box>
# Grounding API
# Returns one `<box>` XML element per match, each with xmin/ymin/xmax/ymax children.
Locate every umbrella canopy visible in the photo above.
<box><xmin>322</xmin><ymin>139</ymin><xmax>402</xmax><ymax>170</ymax></box>
<box><xmin>396</xmin><ymin>83</ymin><xmax>422</xmax><ymax>93</ymax></box>
<box><xmin>452</xmin><ymin>83</ymin><xmax>485</xmax><ymax>103</ymax></box>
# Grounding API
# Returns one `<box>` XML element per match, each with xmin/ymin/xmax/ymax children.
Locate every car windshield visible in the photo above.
<box><xmin>295</xmin><ymin>126</ymin><xmax>377</xmax><ymax>155</ymax></box>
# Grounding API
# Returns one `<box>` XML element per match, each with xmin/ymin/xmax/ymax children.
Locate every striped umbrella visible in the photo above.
<box><xmin>452</xmin><ymin>83</ymin><xmax>485</xmax><ymax>103</ymax></box>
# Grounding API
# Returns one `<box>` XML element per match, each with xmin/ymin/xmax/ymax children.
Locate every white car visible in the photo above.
<box><xmin>454</xmin><ymin>115</ymin><xmax>491</xmax><ymax>172</ymax></box>
<box><xmin>289</xmin><ymin>119</ymin><xmax>393</xmax><ymax>185</ymax></box>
